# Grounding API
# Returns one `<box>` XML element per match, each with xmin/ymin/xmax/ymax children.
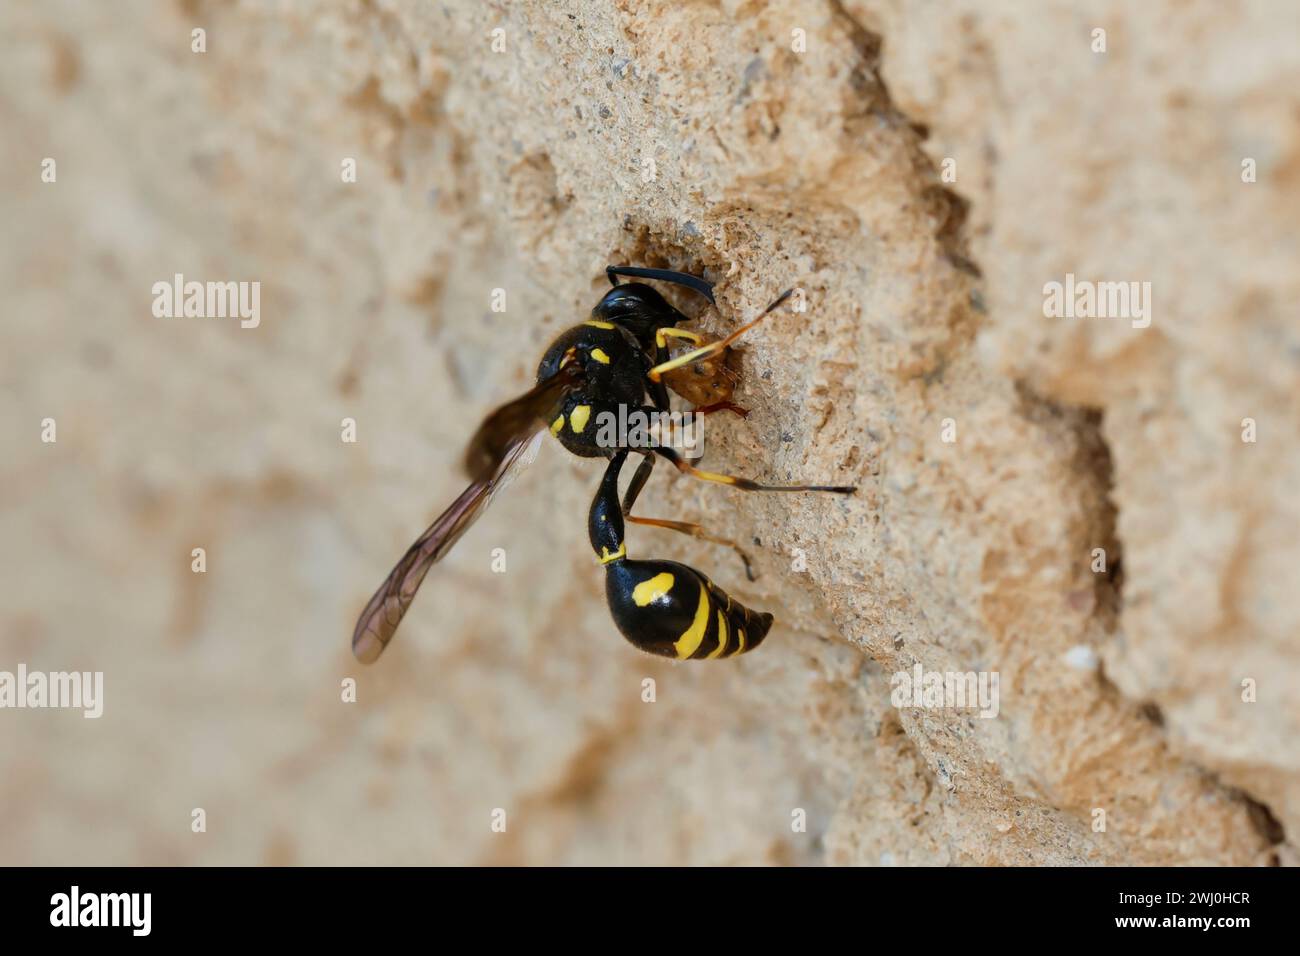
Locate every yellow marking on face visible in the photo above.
<box><xmin>590</xmin><ymin>348</ymin><xmax>611</xmax><ymax>364</ymax></box>
<box><xmin>674</xmin><ymin>587</ymin><xmax>710</xmax><ymax>659</ymax></box>
<box><xmin>550</xmin><ymin>415</ymin><xmax>565</xmax><ymax>436</ymax></box>
<box><xmin>632</xmin><ymin>572</ymin><xmax>674</xmax><ymax>606</ymax></box>
<box><xmin>735</xmin><ymin>628</ymin><xmax>747</xmax><ymax>655</ymax></box>
<box><xmin>706</xmin><ymin>610</ymin><xmax>729</xmax><ymax>658</ymax></box>
<box><xmin>598</xmin><ymin>543</ymin><xmax>626</xmax><ymax>564</ymax></box>
<box><xmin>585</xmin><ymin>320</ymin><xmax>616</xmax><ymax>330</ymax></box>
<box><xmin>569</xmin><ymin>404</ymin><xmax>592</xmax><ymax>433</ymax></box>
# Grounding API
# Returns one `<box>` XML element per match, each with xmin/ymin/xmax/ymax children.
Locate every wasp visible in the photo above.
<box><xmin>352</xmin><ymin>266</ymin><xmax>854</xmax><ymax>664</ymax></box>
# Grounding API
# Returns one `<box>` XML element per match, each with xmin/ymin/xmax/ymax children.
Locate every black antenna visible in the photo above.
<box><xmin>606</xmin><ymin>266</ymin><xmax>716</xmax><ymax>306</ymax></box>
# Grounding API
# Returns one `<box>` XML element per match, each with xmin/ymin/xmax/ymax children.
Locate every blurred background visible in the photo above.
<box><xmin>1</xmin><ymin>0</ymin><xmax>1296</xmax><ymax>865</ymax></box>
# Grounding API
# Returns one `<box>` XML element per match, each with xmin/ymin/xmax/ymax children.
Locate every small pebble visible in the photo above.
<box><xmin>1064</xmin><ymin>645</ymin><xmax>1099</xmax><ymax>671</ymax></box>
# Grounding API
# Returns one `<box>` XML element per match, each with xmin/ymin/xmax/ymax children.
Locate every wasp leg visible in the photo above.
<box><xmin>649</xmin><ymin>346</ymin><xmax>671</xmax><ymax>413</ymax></box>
<box><xmin>651</xmin><ymin>443</ymin><xmax>856</xmax><ymax>495</ymax></box>
<box><xmin>692</xmin><ymin>400</ymin><xmax>749</xmax><ymax>418</ymax></box>
<box><xmin>627</xmin><ymin>516</ymin><xmax>757</xmax><ymax>582</ymax></box>
<box><xmin>619</xmin><ymin>453</ymin><xmax>756</xmax><ymax>581</ymax></box>
<box><xmin>620</xmin><ymin>453</ymin><xmax>657</xmax><ymax>514</ymax></box>
<box><xmin>648</xmin><ymin>288</ymin><xmax>794</xmax><ymax>383</ymax></box>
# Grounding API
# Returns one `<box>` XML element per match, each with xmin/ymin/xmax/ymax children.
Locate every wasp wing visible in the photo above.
<box><xmin>463</xmin><ymin>362</ymin><xmax>581</xmax><ymax>481</ymax></box>
<box><xmin>350</xmin><ymin>438</ymin><xmax>533</xmax><ymax>664</ymax></box>
<box><xmin>352</xmin><ymin>365</ymin><xmax>582</xmax><ymax>664</ymax></box>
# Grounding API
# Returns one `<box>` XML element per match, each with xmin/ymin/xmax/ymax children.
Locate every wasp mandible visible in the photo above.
<box><xmin>352</xmin><ymin>266</ymin><xmax>854</xmax><ymax>664</ymax></box>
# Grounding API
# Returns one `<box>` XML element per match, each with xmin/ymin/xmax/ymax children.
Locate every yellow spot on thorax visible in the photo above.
<box><xmin>585</xmin><ymin>320</ymin><xmax>615</xmax><ymax>330</ymax></box>
<box><xmin>569</xmin><ymin>404</ymin><xmax>591</xmax><ymax>433</ymax></box>
<box><xmin>550</xmin><ymin>415</ymin><xmax>565</xmax><ymax>436</ymax></box>
<box><xmin>632</xmin><ymin>572</ymin><xmax>673</xmax><ymax>606</ymax></box>
<box><xmin>674</xmin><ymin>586</ymin><xmax>710</xmax><ymax>659</ymax></box>
<box><xmin>590</xmin><ymin>348</ymin><xmax>611</xmax><ymax>364</ymax></box>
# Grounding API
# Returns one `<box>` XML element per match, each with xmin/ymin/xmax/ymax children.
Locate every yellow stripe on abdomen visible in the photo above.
<box><xmin>674</xmin><ymin>585</ymin><xmax>710</xmax><ymax>659</ymax></box>
<box><xmin>706</xmin><ymin>610</ymin><xmax>729</xmax><ymax>659</ymax></box>
<box><xmin>632</xmin><ymin>572</ymin><xmax>673</xmax><ymax>606</ymax></box>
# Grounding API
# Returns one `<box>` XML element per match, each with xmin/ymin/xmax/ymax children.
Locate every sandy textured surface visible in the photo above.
<box><xmin>0</xmin><ymin>0</ymin><xmax>1295</xmax><ymax>864</ymax></box>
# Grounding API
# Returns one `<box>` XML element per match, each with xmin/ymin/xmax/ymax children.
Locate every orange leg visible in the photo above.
<box><xmin>693</xmin><ymin>401</ymin><xmax>749</xmax><ymax>418</ymax></box>
<box><xmin>626</xmin><ymin>514</ymin><xmax>757</xmax><ymax>582</ymax></box>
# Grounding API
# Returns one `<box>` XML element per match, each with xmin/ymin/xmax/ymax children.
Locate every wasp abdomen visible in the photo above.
<box><xmin>604</xmin><ymin>559</ymin><xmax>773</xmax><ymax>660</ymax></box>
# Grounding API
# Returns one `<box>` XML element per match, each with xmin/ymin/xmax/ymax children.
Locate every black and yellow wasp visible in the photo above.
<box><xmin>352</xmin><ymin>267</ymin><xmax>854</xmax><ymax>665</ymax></box>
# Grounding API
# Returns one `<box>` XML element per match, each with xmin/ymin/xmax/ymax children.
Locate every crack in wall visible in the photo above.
<box><xmin>827</xmin><ymin>0</ymin><xmax>980</xmax><ymax>279</ymax></box>
<box><xmin>826</xmin><ymin>0</ymin><xmax>1289</xmax><ymax>860</ymax></box>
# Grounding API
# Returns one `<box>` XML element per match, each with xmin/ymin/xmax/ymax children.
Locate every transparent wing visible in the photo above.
<box><xmin>351</xmin><ymin>366</ymin><xmax>581</xmax><ymax>664</ymax></box>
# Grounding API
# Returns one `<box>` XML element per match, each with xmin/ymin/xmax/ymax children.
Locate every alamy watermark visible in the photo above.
<box><xmin>0</xmin><ymin>664</ymin><xmax>103</xmax><ymax>718</ymax></box>
<box><xmin>891</xmin><ymin>664</ymin><xmax>999</xmax><ymax>719</ymax></box>
<box><xmin>579</xmin><ymin>405</ymin><xmax>705</xmax><ymax>459</ymax></box>
<box><xmin>152</xmin><ymin>273</ymin><xmax>260</xmax><ymax>328</ymax></box>
<box><xmin>1043</xmin><ymin>272</ymin><xmax>1151</xmax><ymax>329</ymax></box>
<box><xmin>50</xmin><ymin>886</ymin><xmax>150</xmax><ymax>936</ymax></box>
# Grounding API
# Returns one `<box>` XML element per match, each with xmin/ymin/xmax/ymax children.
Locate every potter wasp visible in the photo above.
<box><xmin>352</xmin><ymin>267</ymin><xmax>854</xmax><ymax>664</ymax></box>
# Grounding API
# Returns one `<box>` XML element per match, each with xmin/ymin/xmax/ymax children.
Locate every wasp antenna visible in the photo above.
<box><xmin>605</xmin><ymin>265</ymin><xmax>716</xmax><ymax>305</ymax></box>
<box><xmin>764</xmin><ymin>288</ymin><xmax>795</xmax><ymax>314</ymax></box>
